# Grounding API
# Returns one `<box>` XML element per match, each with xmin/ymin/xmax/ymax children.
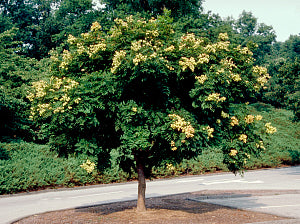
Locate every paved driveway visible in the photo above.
<box><xmin>1</xmin><ymin>166</ymin><xmax>299</xmax><ymax>224</ymax></box>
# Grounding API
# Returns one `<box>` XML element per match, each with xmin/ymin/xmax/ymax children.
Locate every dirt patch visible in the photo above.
<box><xmin>15</xmin><ymin>190</ymin><xmax>294</xmax><ymax>224</ymax></box>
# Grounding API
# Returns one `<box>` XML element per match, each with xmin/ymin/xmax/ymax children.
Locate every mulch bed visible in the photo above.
<box><xmin>15</xmin><ymin>190</ymin><xmax>295</xmax><ymax>224</ymax></box>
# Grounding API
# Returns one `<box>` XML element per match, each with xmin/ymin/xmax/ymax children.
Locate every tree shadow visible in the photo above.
<box><xmin>73</xmin><ymin>191</ymin><xmax>264</xmax><ymax>215</ymax></box>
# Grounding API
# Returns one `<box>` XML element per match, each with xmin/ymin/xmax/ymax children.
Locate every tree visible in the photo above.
<box><xmin>102</xmin><ymin>0</ymin><xmax>203</xmax><ymax>19</ymax></box>
<box><xmin>0</xmin><ymin>27</ymin><xmax>48</xmax><ymax>140</ymax></box>
<box><xmin>263</xmin><ymin>34</ymin><xmax>300</xmax><ymax>120</ymax></box>
<box><xmin>232</xmin><ymin>11</ymin><xmax>276</xmax><ymax>64</ymax></box>
<box><xmin>28</xmin><ymin>11</ymin><xmax>276</xmax><ymax>211</ymax></box>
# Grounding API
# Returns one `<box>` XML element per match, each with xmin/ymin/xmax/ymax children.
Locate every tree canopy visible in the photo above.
<box><xmin>27</xmin><ymin>11</ymin><xmax>276</xmax><ymax>211</ymax></box>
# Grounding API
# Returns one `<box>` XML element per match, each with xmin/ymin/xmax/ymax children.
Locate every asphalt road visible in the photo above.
<box><xmin>1</xmin><ymin>166</ymin><xmax>299</xmax><ymax>224</ymax></box>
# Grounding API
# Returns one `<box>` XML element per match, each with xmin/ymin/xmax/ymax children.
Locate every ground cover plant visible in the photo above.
<box><xmin>0</xmin><ymin>105</ymin><xmax>298</xmax><ymax>195</ymax></box>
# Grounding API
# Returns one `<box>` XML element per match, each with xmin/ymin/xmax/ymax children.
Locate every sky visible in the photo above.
<box><xmin>202</xmin><ymin>0</ymin><xmax>300</xmax><ymax>42</ymax></box>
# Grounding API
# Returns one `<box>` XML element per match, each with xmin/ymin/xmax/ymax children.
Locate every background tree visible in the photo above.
<box><xmin>0</xmin><ymin>28</ymin><xmax>49</xmax><ymax>141</ymax></box>
<box><xmin>231</xmin><ymin>11</ymin><xmax>276</xmax><ymax>64</ymax></box>
<box><xmin>102</xmin><ymin>0</ymin><xmax>203</xmax><ymax>19</ymax></box>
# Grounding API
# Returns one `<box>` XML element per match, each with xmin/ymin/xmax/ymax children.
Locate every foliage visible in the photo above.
<box><xmin>102</xmin><ymin>0</ymin><xmax>203</xmax><ymax>19</ymax></box>
<box><xmin>245</xmin><ymin>103</ymin><xmax>300</xmax><ymax>168</ymax></box>
<box><xmin>28</xmin><ymin>12</ymin><xmax>275</xmax><ymax>177</ymax></box>
<box><xmin>0</xmin><ymin>141</ymin><xmax>100</xmax><ymax>194</ymax></box>
<box><xmin>0</xmin><ymin>28</ymin><xmax>48</xmax><ymax>141</ymax></box>
<box><xmin>264</xmin><ymin>58</ymin><xmax>300</xmax><ymax>121</ymax></box>
<box><xmin>1</xmin><ymin>104</ymin><xmax>298</xmax><ymax>194</ymax></box>
<box><xmin>229</xmin><ymin>11</ymin><xmax>276</xmax><ymax>64</ymax></box>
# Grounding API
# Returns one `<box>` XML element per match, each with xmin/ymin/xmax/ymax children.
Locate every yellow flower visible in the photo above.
<box><xmin>197</xmin><ymin>53</ymin><xmax>210</xmax><ymax>64</ymax></box>
<box><xmin>179</xmin><ymin>57</ymin><xmax>197</xmax><ymax>72</ymax></box>
<box><xmin>164</xmin><ymin>45</ymin><xmax>175</xmax><ymax>52</ymax></box>
<box><xmin>166</xmin><ymin>163</ymin><xmax>175</xmax><ymax>170</ymax></box>
<box><xmin>245</xmin><ymin>115</ymin><xmax>254</xmax><ymax>124</ymax></box>
<box><xmin>74</xmin><ymin>97</ymin><xmax>81</xmax><ymax>104</ymax></box>
<box><xmin>239</xmin><ymin>134</ymin><xmax>247</xmax><ymax>143</ymax></box>
<box><xmin>229</xmin><ymin>149</ymin><xmax>238</xmax><ymax>156</ymax></box>
<box><xmin>218</xmin><ymin>33</ymin><xmax>229</xmax><ymax>41</ymax></box>
<box><xmin>195</xmin><ymin>75</ymin><xmax>208</xmax><ymax>84</ymax></box>
<box><xmin>111</xmin><ymin>50</ymin><xmax>126</xmax><ymax>73</ymax></box>
<box><xmin>132</xmin><ymin>107</ymin><xmax>137</xmax><ymax>112</ymax></box>
<box><xmin>256</xmin><ymin>141</ymin><xmax>265</xmax><ymax>150</ymax></box>
<box><xmin>230</xmin><ymin>116</ymin><xmax>239</xmax><ymax>126</ymax></box>
<box><xmin>255</xmin><ymin>115</ymin><xmax>263</xmax><ymax>121</ymax></box>
<box><xmin>88</xmin><ymin>42</ymin><xmax>106</xmax><ymax>57</ymax></box>
<box><xmin>90</xmin><ymin>21</ymin><xmax>101</xmax><ymax>31</ymax></box>
<box><xmin>80</xmin><ymin>159</ymin><xmax>96</xmax><ymax>173</ymax></box>
<box><xmin>133</xmin><ymin>53</ymin><xmax>147</xmax><ymax>66</ymax></box>
<box><xmin>221</xmin><ymin>111</ymin><xmax>229</xmax><ymax>118</ymax></box>
<box><xmin>205</xmin><ymin>93</ymin><xmax>226</xmax><ymax>102</ymax></box>
<box><xmin>131</xmin><ymin>40</ymin><xmax>142</xmax><ymax>51</ymax></box>
<box><xmin>170</xmin><ymin>141</ymin><xmax>175</xmax><ymax>147</ymax></box>
<box><xmin>265</xmin><ymin>123</ymin><xmax>277</xmax><ymax>134</ymax></box>
<box><xmin>221</xmin><ymin>58</ymin><xmax>237</xmax><ymax>70</ymax></box>
<box><xmin>205</xmin><ymin>125</ymin><xmax>214</xmax><ymax>138</ymax></box>
<box><xmin>67</xmin><ymin>34</ymin><xmax>77</xmax><ymax>44</ymax></box>
<box><xmin>168</xmin><ymin>114</ymin><xmax>195</xmax><ymax>138</ymax></box>
<box><xmin>230</xmin><ymin>73</ymin><xmax>242</xmax><ymax>82</ymax></box>
<box><xmin>171</xmin><ymin>147</ymin><xmax>177</xmax><ymax>151</ymax></box>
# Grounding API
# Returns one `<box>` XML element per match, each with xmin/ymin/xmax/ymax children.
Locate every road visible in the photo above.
<box><xmin>0</xmin><ymin>166</ymin><xmax>299</xmax><ymax>224</ymax></box>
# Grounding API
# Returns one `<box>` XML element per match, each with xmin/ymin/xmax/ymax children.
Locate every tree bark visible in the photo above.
<box><xmin>135</xmin><ymin>154</ymin><xmax>147</xmax><ymax>212</ymax></box>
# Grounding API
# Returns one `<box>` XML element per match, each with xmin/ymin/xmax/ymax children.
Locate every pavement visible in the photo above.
<box><xmin>1</xmin><ymin>165</ymin><xmax>300</xmax><ymax>224</ymax></box>
<box><xmin>191</xmin><ymin>192</ymin><xmax>300</xmax><ymax>224</ymax></box>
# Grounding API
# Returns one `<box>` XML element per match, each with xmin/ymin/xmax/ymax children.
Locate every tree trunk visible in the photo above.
<box><xmin>135</xmin><ymin>154</ymin><xmax>147</xmax><ymax>212</ymax></box>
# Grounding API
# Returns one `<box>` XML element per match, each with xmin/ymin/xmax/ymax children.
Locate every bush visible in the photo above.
<box><xmin>0</xmin><ymin>142</ymin><xmax>99</xmax><ymax>194</ymax></box>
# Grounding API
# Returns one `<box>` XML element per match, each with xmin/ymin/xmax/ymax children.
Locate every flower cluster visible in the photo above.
<box><xmin>111</xmin><ymin>50</ymin><xmax>126</xmax><ymax>73</ymax></box>
<box><xmin>90</xmin><ymin>21</ymin><xmax>101</xmax><ymax>31</ymax></box>
<box><xmin>230</xmin><ymin>116</ymin><xmax>239</xmax><ymax>126</ymax></box>
<box><xmin>179</xmin><ymin>57</ymin><xmax>197</xmax><ymax>72</ymax></box>
<box><xmin>230</xmin><ymin>73</ymin><xmax>242</xmax><ymax>82</ymax></box>
<box><xmin>236</xmin><ymin>45</ymin><xmax>253</xmax><ymax>56</ymax></box>
<box><xmin>229</xmin><ymin>149</ymin><xmax>238</xmax><ymax>156</ymax></box>
<box><xmin>256</xmin><ymin>141</ymin><xmax>265</xmax><ymax>150</ymax></box>
<box><xmin>195</xmin><ymin>75</ymin><xmax>208</xmax><ymax>84</ymax></box>
<box><xmin>114</xmin><ymin>18</ymin><xmax>128</xmax><ymax>28</ymax></box>
<box><xmin>215</xmin><ymin>41</ymin><xmax>230</xmax><ymax>51</ymax></box>
<box><xmin>239</xmin><ymin>134</ymin><xmax>247</xmax><ymax>143</ymax></box>
<box><xmin>133</xmin><ymin>53</ymin><xmax>147</xmax><ymax>66</ymax></box>
<box><xmin>67</xmin><ymin>34</ymin><xmax>77</xmax><ymax>44</ymax></box>
<box><xmin>88</xmin><ymin>42</ymin><xmax>106</xmax><ymax>58</ymax></box>
<box><xmin>59</xmin><ymin>49</ymin><xmax>73</xmax><ymax>70</ymax></box>
<box><xmin>131</xmin><ymin>40</ymin><xmax>143</xmax><ymax>52</ymax></box>
<box><xmin>245</xmin><ymin>115</ymin><xmax>255</xmax><ymax>124</ymax></box>
<box><xmin>179</xmin><ymin>33</ymin><xmax>203</xmax><ymax>50</ymax></box>
<box><xmin>205</xmin><ymin>93</ymin><xmax>226</xmax><ymax>102</ymax></box>
<box><xmin>255</xmin><ymin>115</ymin><xmax>263</xmax><ymax>121</ymax></box>
<box><xmin>221</xmin><ymin>58</ymin><xmax>237</xmax><ymax>70</ymax></box>
<box><xmin>28</xmin><ymin>77</ymin><xmax>80</xmax><ymax>118</ymax></box>
<box><xmin>146</xmin><ymin>30</ymin><xmax>159</xmax><ymax>38</ymax></box>
<box><xmin>221</xmin><ymin>111</ymin><xmax>229</xmax><ymax>118</ymax></box>
<box><xmin>164</xmin><ymin>45</ymin><xmax>175</xmax><ymax>52</ymax></box>
<box><xmin>197</xmin><ymin>53</ymin><xmax>210</xmax><ymax>64</ymax></box>
<box><xmin>203</xmin><ymin>125</ymin><xmax>214</xmax><ymax>139</ymax></box>
<box><xmin>170</xmin><ymin>141</ymin><xmax>177</xmax><ymax>151</ymax></box>
<box><xmin>168</xmin><ymin>114</ymin><xmax>195</xmax><ymax>138</ymax></box>
<box><xmin>253</xmin><ymin>66</ymin><xmax>271</xmax><ymax>88</ymax></box>
<box><xmin>218</xmin><ymin>33</ymin><xmax>229</xmax><ymax>41</ymax></box>
<box><xmin>265</xmin><ymin>123</ymin><xmax>277</xmax><ymax>134</ymax></box>
<box><xmin>80</xmin><ymin>159</ymin><xmax>96</xmax><ymax>173</ymax></box>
